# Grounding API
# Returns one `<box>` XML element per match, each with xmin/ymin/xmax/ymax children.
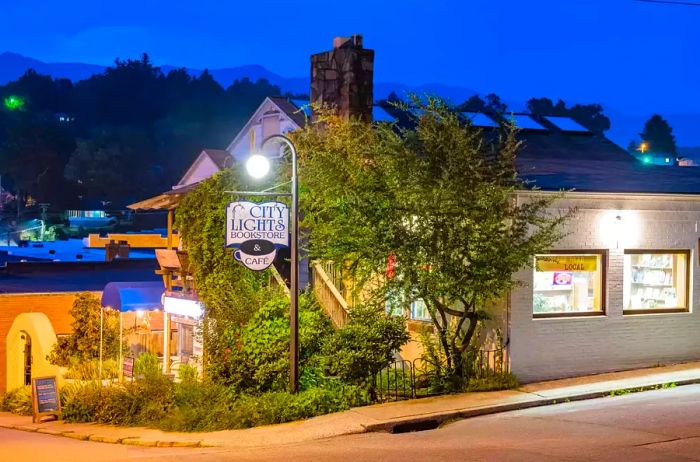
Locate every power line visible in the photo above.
<box><xmin>634</xmin><ymin>0</ymin><xmax>700</xmax><ymax>6</ymax></box>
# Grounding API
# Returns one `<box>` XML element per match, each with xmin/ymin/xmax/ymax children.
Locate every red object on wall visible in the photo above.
<box><xmin>386</xmin><ymin>253</ymin><xmax>396</xmax><ymax>279</ymax></box>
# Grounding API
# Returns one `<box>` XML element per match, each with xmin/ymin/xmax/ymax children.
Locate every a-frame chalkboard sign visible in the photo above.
<box><xmin>32</xmin><ymin>376</ymin><xmax>61</xmax><ymax>423</ymax></box>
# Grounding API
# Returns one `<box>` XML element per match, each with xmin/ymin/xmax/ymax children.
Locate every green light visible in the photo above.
<box><xmin>642</xmin><ymin>156</ymin><xmax>651</xmax><ymax>164</ymax></box>
<box><xmin>3</xmin><ymin>95</ymin><xmax>25</xmax><ymax>111</ymax></box>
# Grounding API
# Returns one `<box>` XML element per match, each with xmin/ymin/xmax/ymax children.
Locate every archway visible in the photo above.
<box><xmin>6</xmin><ymin>313</ymin><xmax>61</xmax><ymax>392</ymax></box>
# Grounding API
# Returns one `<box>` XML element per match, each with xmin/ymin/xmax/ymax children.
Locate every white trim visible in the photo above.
<box><xmin>175</xmin><ymin>150</ymin><xmax>209</xmax><ymax>187</ymax></box>
<box><xmin>516</xmin><ymin>190</ymin><xmax>700</xmax><ymax>202</ymax></box>
<box><xmin>225</xmin><ymin>97</ymin><xmax>303</xmax><ymax>153</ymax></box>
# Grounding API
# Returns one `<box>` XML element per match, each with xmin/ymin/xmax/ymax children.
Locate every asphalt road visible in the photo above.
<box><xmin>5</xmin><ymin>384</ymin><xmax>700</xmax><ymax>462</ymax></box>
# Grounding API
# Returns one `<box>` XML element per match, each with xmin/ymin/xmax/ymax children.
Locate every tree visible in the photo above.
<box><xmin>64</xmin><ymin>129</ymin><xmax>159</xmax><ymax>207</ymax></box>
<box><xmin>0</xmin><ymin>112</ymin><xmax>76</xmax><ymax>207</ymax></box>
<box><xmin>527</xmin><ymin>97</ymin><xmax>610</xmax><ymax>134</ymax></box>
<box><xmin>457</xmin><ymin>95</ymin><xmax>486</xmax><ymax>112</ymax></box>
<box><xmin>640</xmin><ymin>114</ymin><xmax>677</xmax><ymax>156</ymax></box>
<box><xmin>484</xmin><ymin>93</ymin><xmax>507</xmax><ymax>114</ymax></box>
<box><xmin>457</xmin><ymin>93</ymin><xmax>507</xmax><ymax>114</ymax></box>
<box><xmin>293</xmin><ymin>97</ymin><xmax>569</xmax><ymax>386</ymax></box>
<box><xmin>47</xmin><ymin>293</ymin><xmax>121</xmax><ymax>367</ymax></box>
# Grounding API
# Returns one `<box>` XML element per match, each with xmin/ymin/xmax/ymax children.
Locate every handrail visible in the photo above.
<box><xmin>312</xmin><ymin>261</ymin><xmax>350</xmax><ymax>327</ymax></box>
<box><xmin>270</xmin><ymin>265</ymin><xmax>291</xmax><ymax>297</ymax></box>
<box><xmin>313</xmin><ymin>262</ymin><xmax>349</xmax><ymax>311</ymax></box>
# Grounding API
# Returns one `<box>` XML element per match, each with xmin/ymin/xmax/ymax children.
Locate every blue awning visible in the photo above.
<box><xmin>101</xmin><ymin>281</ymin><xmax>164</xmax><ymax>312</ymax></box>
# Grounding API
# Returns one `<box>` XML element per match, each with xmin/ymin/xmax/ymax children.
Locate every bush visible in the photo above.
<box><xmin>178</xmin><ymin>364</ymin><xmax>199</xmax><ymax>385</ymax></box>
<box><xmin>0</xmin><ymin>386</ymin><xmax>32</xmax><ymax>416</ymax></box>
<box><xmin>61</xmin><ymin>382</ymin><xmax>103</xmax><ymax>422</ymax></box>
<box><xmin>211</xmin><ymin>293</ymin><xmax>334</xmax><ymax>393</ymax></box>
<box><xmin>61</xmin><ymin>377</ymin><xmax>366</xmax><ymax>432</ymax></box>
<box><xmin>134</xmin><ymin>352</ymin><xmax>162</xmax><ymax>380</ymax></box>
<box><xmin>465</xmin><ymin>373</ymin><xmax>518</xmax><ymax>392</ymax></box>
<box><xmin>198</xmin><ymin>386</ymin><xmax>369</xmax><ymax>431</ymax></box>
<box><xmin>62</xmin><ymin>369</ymin><xmax>174</xmax><ymax>426</ymax></box>
<box><xmin>64</xmin><ymin>358</ymin><xmax>119</xmax><ymax>380</ymax></box>
<box><xmin>322</xmin><ymin>304</ymin><xmax>409</xmax><ymax>392</ymax></box>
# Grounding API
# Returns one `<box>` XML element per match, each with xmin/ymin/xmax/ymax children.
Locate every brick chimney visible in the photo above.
<box><xmin>310</xmin><ymin>35</ymin><xmax>374</xmax><ymax>122</ymax></box>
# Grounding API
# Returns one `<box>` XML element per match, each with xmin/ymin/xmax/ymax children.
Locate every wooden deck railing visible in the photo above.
<box><xmin>270</xmin><ymin>265</ymin><xmax>291</xmax><ymax>297</ymax></box>
<box><xmin>312</xmin><ymin>261</ymin><xmax>350</xmax><ymax>328</ymax></box>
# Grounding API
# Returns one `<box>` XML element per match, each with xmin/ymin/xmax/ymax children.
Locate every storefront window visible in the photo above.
<box><xmin>533</xmin><ymin>252</ymin><xmax>605</xmax><ymax>317</ymax></box>
<box><xmin>623</xmin><ymin>250</ymin><xmax>689</xmax><ymax>313</ymax></box>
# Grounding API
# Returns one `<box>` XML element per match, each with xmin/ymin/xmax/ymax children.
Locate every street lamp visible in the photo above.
<box><xmin>246</xmin><ymin>154</ymin><xmax>271</xmax><ymax>179</ymax></box>
<box><xmin>246</xmin><ymin>134</ymin><xmax>299</xmax><ymax>393</ymax></box>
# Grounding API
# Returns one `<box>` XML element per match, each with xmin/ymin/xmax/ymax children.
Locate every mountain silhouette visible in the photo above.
<box><xmin>2</xmin><ymin>51</ymin><xmax>699</xmax><ymax>147</ymax></box>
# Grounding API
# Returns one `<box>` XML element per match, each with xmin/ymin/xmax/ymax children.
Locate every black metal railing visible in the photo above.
<box><xmin>373</xmin><ymin>347</ymin><xmax>509</xmax><ymax>402</ymax></box>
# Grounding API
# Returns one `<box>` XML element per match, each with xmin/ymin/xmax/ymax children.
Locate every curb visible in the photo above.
<box><xmin>2</xmin><ymin>378</ymin><xmax>699</xmax><ymax>446</ymax></box>
<box><xmin>0</xmin><ymin>422</ymin><xmax>204</xmax><ymax>448</ymax></box>
<box><xmin>364</xmin><ymin>378</ymin><xmax>700</xmax><ymax>433</ymax></box>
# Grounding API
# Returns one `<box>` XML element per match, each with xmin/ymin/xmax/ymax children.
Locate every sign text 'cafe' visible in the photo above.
<box><xmin>226</xmin><ymin>201</ymin><xmax>289</xmax><ymax>271</ymax></box>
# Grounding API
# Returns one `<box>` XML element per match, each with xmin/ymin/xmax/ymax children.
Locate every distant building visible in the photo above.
<box><xmin>66</xmin><ymin>210</ymin><xmax>116</xmax><ymax>228</ymax></box>
<box><xmin>54</xmin><ymin>112</ymin><xmax>75</xmax><ymax>123</ymax></box>
<box><xmin>0</xmin><ymin>259</ymin><xmax>168</xmax><ymax>393</ymax></box>
<box><xmin>631</xmin><ymin>152</ymin><xmax>677</xmax><ymax>166</ymax></box>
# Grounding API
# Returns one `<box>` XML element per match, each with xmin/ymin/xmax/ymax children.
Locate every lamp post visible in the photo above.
<box><xmin>245</xmin><ymin>134</ymin><xmax>299</xmax><ymax>393</ymax></box>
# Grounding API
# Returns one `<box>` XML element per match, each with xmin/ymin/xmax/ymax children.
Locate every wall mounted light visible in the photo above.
<box><xmin>599</xmin><ymin>210</ymin><xmax>640</xmax><ymax>249</ymax></box>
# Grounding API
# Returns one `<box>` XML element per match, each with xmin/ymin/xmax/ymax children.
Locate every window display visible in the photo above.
<box><xmin>533</xmin><ymin>253</ymin><xmax>605</xmax><ymax>317</ymax></box>
<box><xmin>623</xmin><ymin>251</ymin><xmax>689</xmax><ymax>313</ymax></box>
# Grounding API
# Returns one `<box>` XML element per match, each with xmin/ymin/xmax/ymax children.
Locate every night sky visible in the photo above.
<box><xmin>2</xmin><ymin>0</ymin><xmax>698</xmax><ymax>115</ymax></box>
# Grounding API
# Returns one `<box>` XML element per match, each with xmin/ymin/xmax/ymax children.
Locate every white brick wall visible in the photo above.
<box><xmin>510</xmin><ymin>193</ymin><xmax>700</xmax><ymax>383</ymax></box>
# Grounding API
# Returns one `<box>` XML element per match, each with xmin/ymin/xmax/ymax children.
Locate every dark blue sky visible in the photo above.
<box><xmin>2</xmin><ymin>0</ymin><xmax>698</xmax><ymax>115</ymax></box>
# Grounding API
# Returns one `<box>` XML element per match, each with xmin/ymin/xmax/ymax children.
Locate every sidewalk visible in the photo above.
<box><xmin>2</xmin><ymin>361</ymin><xmax>700</xmax><ymax>449</ymax></box>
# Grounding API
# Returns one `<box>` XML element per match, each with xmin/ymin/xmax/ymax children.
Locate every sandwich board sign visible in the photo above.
<box><xmin>123</xmin><ymin>357</ymin><xmax>135</xmax><ymax>378</ymax></box>
<box><xmin>32</xmin><ymin>376</ymin><xmax>61</xmax><ymax>422</ymax></box>
<box><xmin>226</xmin><ymin>201</ymin><xmax>289</xmax><ymax>271</ymax></box>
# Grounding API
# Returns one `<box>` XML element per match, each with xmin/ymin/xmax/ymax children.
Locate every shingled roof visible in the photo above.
<box><xmin>203</xmin><ymin>149</ymin><xmax>233</xmax><ymax>169</ymax></box>
<box><xmin>512</xmin><ymin>121</ymin><xmax>700</xmax><ymax>194</ymax></box>
<box><xmin>269</xmin><ymin>96</ymin><xmax>308</xmax><ymax>128</ymax></box>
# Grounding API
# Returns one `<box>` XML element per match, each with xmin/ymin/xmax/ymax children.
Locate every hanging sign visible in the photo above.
<box><xmin>226</xmin><ymin>201</ymin><xmax>289</xmax><ymax>271</ymax></box>
<box><xmin>32</xmin><ymin>376</ymin><xmax>61</xmax><ymax>422</ymax></box>
<box><xmin>535</xmin><ymin>255</ymin><xmax>598</xmax><ymax>272</ymax></box>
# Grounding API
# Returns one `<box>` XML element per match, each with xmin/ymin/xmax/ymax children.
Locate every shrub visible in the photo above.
<box><xmin>64</xmin><ymin>358</ymin><xmax>119</xmax><ymax>380</ymax></box>
<box><xmin>212</xmin><ymin>293</ymin><xmax>334</xmax><ymax>393</ymax></box>
<box><xmin>465</xmin><ymin>373</ymin><xmax>518</xmax><ymax>392</ymax></box>
<box><xmin>178</xmin><ymin>364</ymin><xmax>199</xmax><ymax>385</ymax></box>
<box><xmin>61</xmin><ymin>382</ymin><xmax>103</xmax><ymax>422</ymax></box>
<box><xmin>322</xmin><ymin>304</ymin><xmax>409</xmax><ymax>392</ymax></box>
<box><xmin>134</xmin><ymin>352</ymin><xmax>162</xmax><ymax>379</ymax></box>
<box><xmin>0</xmin><ymin>386</ymin><xmax>32</xmax><ymax>416</ymax></box>
<box><xmin>61</xmin><ymin>377</ymin><xmax>365</xmax><ymax>432</ymax></box>
<box><xmin>211</xmin><ymin>386</ymin><xmax>369</xmax><ymax>431</ymax></box>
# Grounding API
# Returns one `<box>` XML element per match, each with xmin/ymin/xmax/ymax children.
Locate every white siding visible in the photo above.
<box><xmin>178</xmin><ymin>154</ymin><xmax>221</xmax><ymax>187</ymax></box>
<box><xmin>510</xmin><ymin>194</ymin><xmax>700</xmax><ymax>383</ymax></box>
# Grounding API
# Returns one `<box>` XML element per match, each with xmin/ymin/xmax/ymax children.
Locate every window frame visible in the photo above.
<box><xmin>623</xmin><ymin>249</ymin><xmax>691</xmax><ymax>315</ymax></box>
<box><xmin>532</xmin><ymin>249</ymin><xmax>608</xmax><ymax>319</ymax></box>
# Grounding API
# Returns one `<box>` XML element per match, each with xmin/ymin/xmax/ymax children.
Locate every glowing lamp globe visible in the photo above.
<box><xmin>246</xmin><ymin>154</ymin><xmax>271</xmax><ymax>179</ymax></box>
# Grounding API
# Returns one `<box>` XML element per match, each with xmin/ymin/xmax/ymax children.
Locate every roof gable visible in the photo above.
<box><xmin>225</xmin><ymin>97</ymin><xmax>305</xmax><ymax>155</ymax></box>
<box><xmin>176</xmin><ymin>149</ymin><xmax>229</xmax><ymax>187</ymax></box>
